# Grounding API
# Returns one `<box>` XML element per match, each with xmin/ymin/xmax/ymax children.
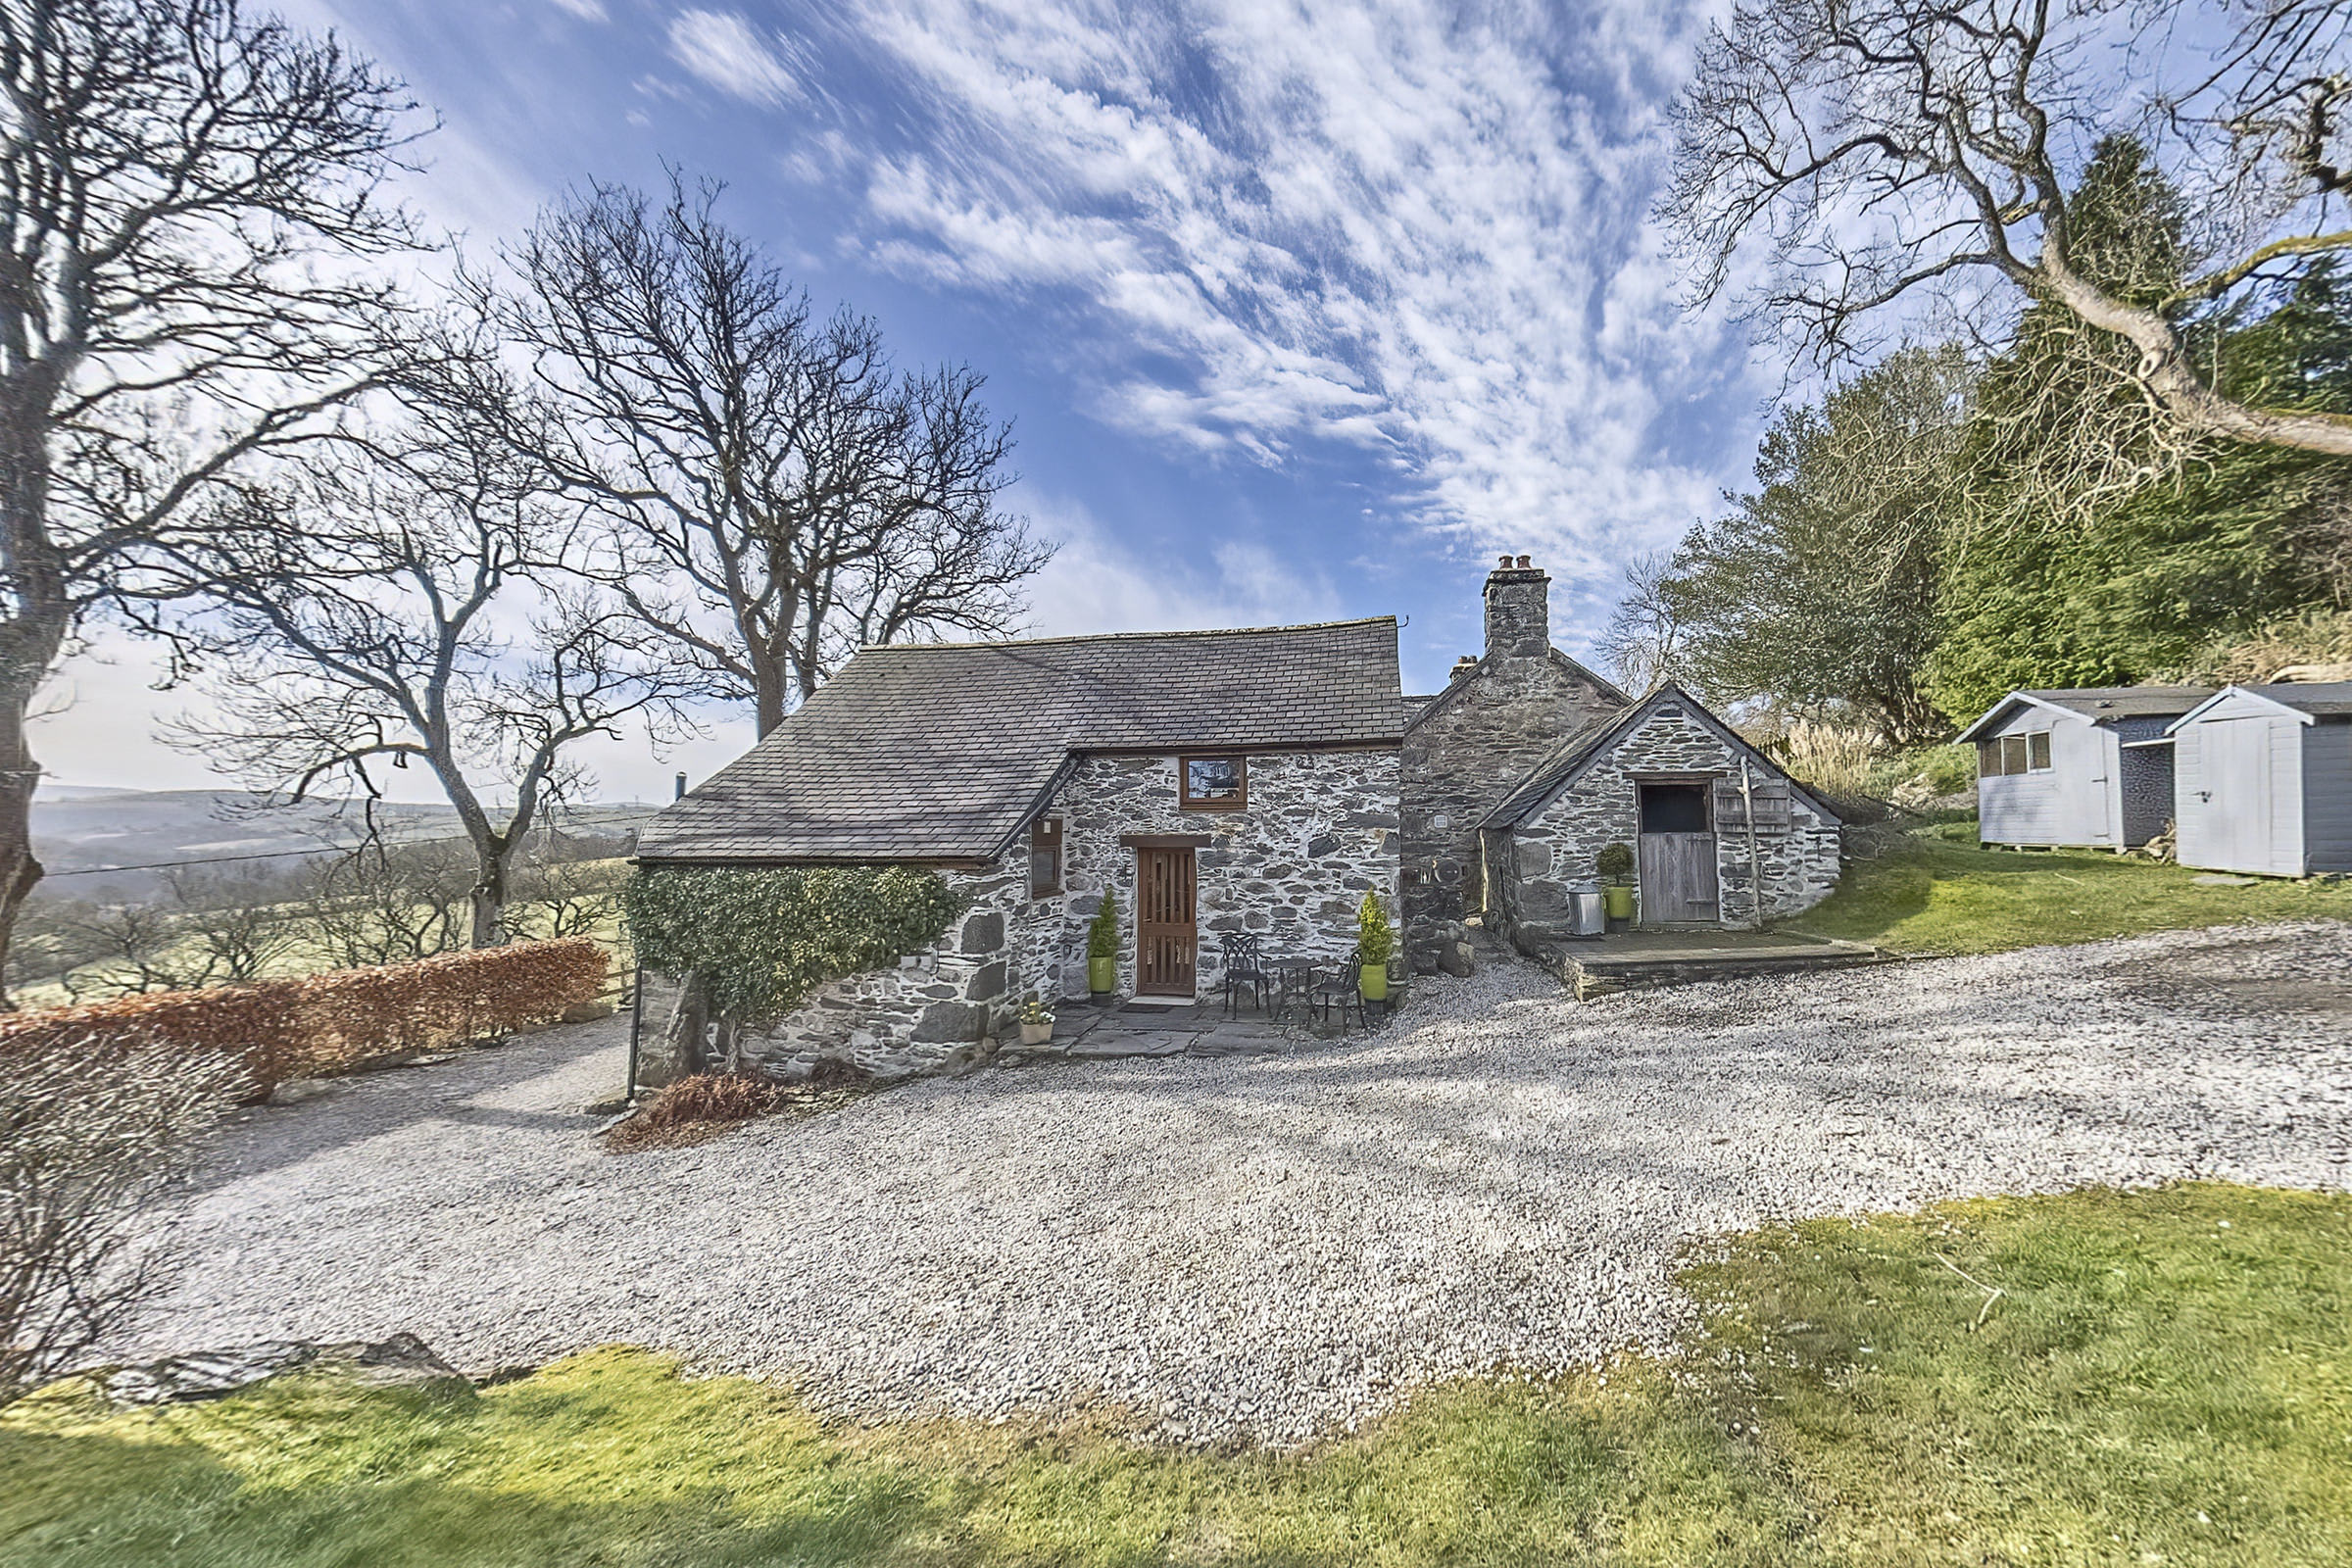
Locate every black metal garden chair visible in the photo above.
<box><xmin>1306</xmin><ymin>952</ymin><xmax>1367</xmax><ymax>1033</ymax></box>
<box><xmin>1220</xmin><ymin>931</ymin><xmax>1271</xmax><ymax>1016</ymax></box>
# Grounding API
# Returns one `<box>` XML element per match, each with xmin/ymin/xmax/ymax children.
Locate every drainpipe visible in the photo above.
<box><xmin>626</xmin><ymin>962</ymin><xmax>644</xmax><ymax>1102</ymax></box>
<box><xmin>1740</xmin><ymin>760</ymin><xmax>1766</xmax><ymax>931</ymax></box>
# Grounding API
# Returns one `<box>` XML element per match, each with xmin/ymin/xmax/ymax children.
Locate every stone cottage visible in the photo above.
<box><xmin>635</xmin><ymin>559</ymin><xmax>1845</xmax><ymax>1079</ymax></box>
<box><xmin>635</xmin><ymin>618</ymin><xmax>1405</xmax><ymax>1078</ymax></box>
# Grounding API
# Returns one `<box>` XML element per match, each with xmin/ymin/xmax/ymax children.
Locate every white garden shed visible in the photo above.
<box><xmin>1955</xmin><ymin>687</ymin><xmax>2213</xmax><ymax>851</ymax></box>
<box><xmin>2167</xmin><ymin>682</ymin><xmax>2352</xmax><ymax>877</ymax></box>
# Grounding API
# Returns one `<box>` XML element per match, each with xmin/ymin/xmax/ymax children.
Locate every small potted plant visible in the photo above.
<box><xmin>1016</xmin><ymin>995</ymin><xmax>1055</xmax><ymax>1046</ymax></box>
<box><xmin>1086</xmin><ymin>891</ymin><xmax>1119</xmax><ymax>998</ymax></box>
<box><xmin>1595</xmin><ymin>842</ymin><xmax>1636</xmax><ymax>924</ymax></box>
<box><xmin>1355</xmin><ymin>890</ymin><xmax>1396</xmax><ymax>1002</ymax></box>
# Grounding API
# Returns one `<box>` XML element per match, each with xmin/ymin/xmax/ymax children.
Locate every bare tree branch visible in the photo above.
<box><xmin>1663</xmin><ymin>0</ymin><xmax>2352</xmax><ymax>458</ymax></box>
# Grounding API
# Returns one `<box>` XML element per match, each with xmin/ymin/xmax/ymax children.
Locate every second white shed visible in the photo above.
<box><xmin>2168</xmin><ymin>682</ymin><xmax>2352</xmax><ymax>877</ymax></box>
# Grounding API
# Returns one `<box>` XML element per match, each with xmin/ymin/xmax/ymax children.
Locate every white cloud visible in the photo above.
<box><xmin>667</xmin><ymin>8</ymin><xmax>803</xmax><ymax>106</ymax></box>
<box><xmin>547</xmin><ymin>0</ymin><xmax>609</xmax><ymax>21</ymax></box>
<box><xmin>1019</xmin><ymin>497</ymin><xmax>1344</xmax><ymax>639</ymax></box>
<box><xmin>842</xmin><ymin>0</ymin><xmax>1748</xmax><ymax>593</ymax></box>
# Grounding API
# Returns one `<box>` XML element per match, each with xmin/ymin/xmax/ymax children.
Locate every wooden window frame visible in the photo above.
<box><xmin>2027</xmin><ymin>731</ymin><xmax>2053</xmax><ymax>772</ymax></box>
<box><xmin>1028</xmin><ymin>815</ymin><xmax>1063</xmax><ymax>899</ymax></box>
<box><xmin>1178</xmin><ymin>754</ymin><xmax>1248</xmax><ymax>810</ymax></box>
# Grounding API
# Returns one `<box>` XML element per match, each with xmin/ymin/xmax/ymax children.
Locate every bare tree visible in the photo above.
<box><xmin>1663</xmin><ymin>0</ymin><xmax>2352</xmax><ymax>457</ymax></box>
<box><xmin>495</xmin><ymin>173</ymin><xmax>1053</xmax><ymax>734</ymax></box>
<box><xmin>294</xmin><ymin>841</ymin><xmax>473</xmax><ymax>968</ymax></box>
<box><xmin>1599</xmin><ymin>552</ymin><xmax>1691</xmax><ymax>695</ymax></box>
<box><xmin>1</xmin><ymin>1036</ymin><xmax>236</xmax><ymax>1404</ymax></box>
<box><xmin>151</xmin><ymin>358</ymin><xmax>699</xmax><ymax>949</ymax></box>
<box><xmin>0</xmin><ymin>0</ymin><xmax>425</xmax><ymax>996</ymax></box>
<box><xmin>159</xmin><ymin>863</ymin><xmax>302</xmax><ymax>983</ymax></box>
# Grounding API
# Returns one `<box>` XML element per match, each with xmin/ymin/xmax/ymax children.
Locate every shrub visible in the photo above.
<box><xmin>1595</xmin><ymin>842</ymin><xmax>1636</xmax><ymax>883</ymax></box>
<box><xmin>1087</xmin><ymin>890</ymin><xmax>1119</xmax><ymax>960</ymax></box>
<box><xmin>0</xmin><ymin>939</ymin><xmax>608</xmax><ymax>1101</ymax></box>
<box><xmin>2</xmin><ymin>1037</ymin><xmax>240</xmax><ymax>1405</ymax></box>
<box><xmin>608</xmin><ymin>1065</ymin><xmax>871</xmax><ymax>1153</ymax></box>
<box><xmin>1866</xmin><ymin>742</ymin><xmax>1978</xmax><ymax>805</ymax></box>
<box><xmin>624</xmin><ymin>866</ymin><xmax>965</xmax><ymax>1023</ymax></box>
<box><xmin>1355</xmin><ymin>891</ymin><xmax>1396</xmax><ymax>967</ymax></box>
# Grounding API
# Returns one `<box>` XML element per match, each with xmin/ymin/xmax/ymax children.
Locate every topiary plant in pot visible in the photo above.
<box><xmin>1595</xmin><ymin>841</ymin><xmax>1636</xmax><ymax>923</ymax></box>
<box><xmin>1086</xmin><ymin>892</ymin><xmax>1119</xmax><ymax>997</ymax></box>
<box><xmin>1355</xmin><ymin>890</ymin><xmax>1396</xmax><ymax>1002</ymax></box>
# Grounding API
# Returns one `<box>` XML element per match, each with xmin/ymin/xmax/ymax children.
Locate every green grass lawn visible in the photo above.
<box><xmin>1787</xmin><ymin>820</ymin><xmax>2352</xmax><ymax>955</ymax></box>
<box><xmin>7</xmin><ymin>1185</ymin><xmax>2348</xmax><ymax>1566</ymax></box>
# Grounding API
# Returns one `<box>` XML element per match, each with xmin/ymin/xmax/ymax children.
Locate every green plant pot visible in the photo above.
<box><xmin>1088</xmin><ymin>956</ymin><xmax>1116</xmax><ymax>995</ymax></box>
<box><xmin>1359</xmin><ymin>965</ymin><xmax>1389</xmax><ymax>1002</ymax></box>
<box><xmin>1603</xmin><ymin>885</ymin><xmax>1634</xmax><ymax>921</ymax></box>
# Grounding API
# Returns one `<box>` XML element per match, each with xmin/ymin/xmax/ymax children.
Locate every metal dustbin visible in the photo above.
<box><xmin>1564</xmin><ymin>879</ymin><xmax>1605</xmax><ymax>939</ymax></box>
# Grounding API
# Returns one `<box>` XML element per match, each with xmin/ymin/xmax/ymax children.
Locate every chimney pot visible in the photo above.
<box><xmin>1516</xmin><ymin>554</ymin><xmax>1531</xmax><ymax>568</ymax></box>
<box><xmin>1497</xmin><ymin>554</ymin><xmax>1512</xmax><ymax>567</ymax></box>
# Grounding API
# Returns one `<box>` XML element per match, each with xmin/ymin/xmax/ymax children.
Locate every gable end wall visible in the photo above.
<box><xmin>1399</xmin><ymin>656</ymin><xmax>1622</xmax><ymax>968</ymax></box>
<box><xmin>1487</xmin><ymin>707</ymin><xmax>1840</xmax><ymax>943</ymax></box>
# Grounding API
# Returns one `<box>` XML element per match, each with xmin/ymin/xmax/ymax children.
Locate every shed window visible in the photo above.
<box><xmin>1028</xmin><ymin>816</ymin><xmax>1062</xmax><ymax>898</ymax></box>
<box><xmin>1180</xmin><ymin>755</ymin><xmax>1247</xmax><ymax>809</ymax></box>
<box><xmin>1980</xmin><ymin>733</ymin><xmax>2055</xmax><ymax>777</ymax></box>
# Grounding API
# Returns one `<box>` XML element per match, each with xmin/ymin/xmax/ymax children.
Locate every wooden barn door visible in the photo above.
<box><xmin>1637</xmin><ymin>782</ymin><xmax>1721</xmax><ymax>925</ymax></box>
<box><xmin>1136</xmin><ymin>846</ymin><xmax>1198</xmax><ymax>996</ymax></box>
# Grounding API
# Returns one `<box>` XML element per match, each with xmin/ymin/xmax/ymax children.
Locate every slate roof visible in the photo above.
<box><xmin>1482</xmin><ymin>683</ymin><xmax>1841</xmax><ymax>830</ymax></box>
<box><xmin>638</xmin><ymin>618</ymin><xmax>1404</xmax><ymax>863</ymax></box>
<box><xmin>2165</xmin><ymin>681</ymin><xmax>2352</xmax><ymax>727</ymax></box>
<box><xmin>2235</xmin><ymin>680</ymin><xmax>2352</xmax><ymax>716</ymax></box>
<box><xmin>1956</xmin><ymin>685</ymin><xmax>2215</xmax><ymax>741</ymax></box>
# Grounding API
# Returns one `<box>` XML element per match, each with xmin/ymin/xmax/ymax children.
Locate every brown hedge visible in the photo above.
<box><xmin>0</xmin><ymin>939</ymin><xmax>608</xmax><ymax>1100</ymax></box>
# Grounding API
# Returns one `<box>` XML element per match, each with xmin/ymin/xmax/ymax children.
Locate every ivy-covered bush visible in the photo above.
<box><xmin>623</xmin><ymin>866</ymin><xmax>967</xmax><ymax>1021</ymax></box>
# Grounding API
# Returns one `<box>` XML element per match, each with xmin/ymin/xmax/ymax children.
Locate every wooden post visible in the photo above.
<box><xmin>1740</xmin><ymin>760</ymin><xmax>1766</xmax><ymax>930</ymax></box>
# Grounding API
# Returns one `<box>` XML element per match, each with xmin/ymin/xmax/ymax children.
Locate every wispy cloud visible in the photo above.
<box><xmin>546</xmin><ymin>0</ymin><xmax>609</xmax><ymax>22</ymax></box>
<box><xmin>836</xmin><ymin>0</ymin><xmax>1746</xmax><ymax>583</ymax></box>
<box><xmin>1020</xmin><ymin>497</ymin><xmax>1345</xmax><ymax>639</ymax></box>
<box><xmin>668</xmin><ymin>8</ymin><xmax>803</xmax><ymax>105</ymax></box>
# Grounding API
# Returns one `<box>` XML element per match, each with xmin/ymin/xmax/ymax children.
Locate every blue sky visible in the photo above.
<box><xmin>39</xmin><ymin>0</ymin><xmax>1769</xmax><ymax>801</ymax></box>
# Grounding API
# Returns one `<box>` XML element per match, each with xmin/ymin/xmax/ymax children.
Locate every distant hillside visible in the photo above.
<box><xmin>31</xmin><ymin>788</ymin><xmax>660</xmax><ymax>900</ymax></box>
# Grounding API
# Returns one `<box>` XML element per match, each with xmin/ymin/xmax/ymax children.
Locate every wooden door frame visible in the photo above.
<box><xmin>1635</xmin><ymin>780</ymin><xmax>1723</xmax><ymax>927</ymax></box>
<box><xmin>1134</xmin><ymin>844</ymin><xmax>1199</xmax><ymax>997</ymax></box>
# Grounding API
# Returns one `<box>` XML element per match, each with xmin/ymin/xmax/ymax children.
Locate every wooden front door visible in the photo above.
<box><xmin>1637</xmin><ymin>782</ymin><xmax>1721</xmax><ymax>925</ymax></box>
<box><xmin>1136</xmin><ymin>846</ymin><xmax>1198</xmax><ymax>996</ymax></box>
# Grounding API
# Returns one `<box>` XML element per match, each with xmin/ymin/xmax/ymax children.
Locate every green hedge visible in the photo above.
<box><xmin>623</xmin><ymin>866</ymin><xmax>967</xmax><ymax>1021</ymax></box>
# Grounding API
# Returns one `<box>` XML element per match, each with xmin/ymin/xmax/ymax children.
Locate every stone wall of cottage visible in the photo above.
<box><xmin>1399</xmin><ymin>656</ymin><xmax>1623</xmax><ymax>970</ymax></box>
<box><xmin>713</xmin><ymin>747</ymin><xmax>1401</xmax><ymax>1082</ymax></box>
<box><xmin>724</xmin><ymin>847</ymin><xmax>1028</xmax><ymax>1081</ymax></box>
<box><xmin>1053</xmin><ymin>750</ymin><xmax>1402</xmax><ymax>1000</ymax></box>
<box><xmin>1486</xmin><ymin>705</ymin><xmax>1840</xmax><ymax>945</ymax></box>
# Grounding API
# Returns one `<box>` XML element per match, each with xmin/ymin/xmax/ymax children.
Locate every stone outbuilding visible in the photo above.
<box><xmin>1479</xmin><ymin>685</ymin><xmax>1843</xmax><ymax>941</ymax></box>
<box><xmin>1399</xmin><ymin>557</ymin><xmax>1628</xmax><ymax>970</ymax></box>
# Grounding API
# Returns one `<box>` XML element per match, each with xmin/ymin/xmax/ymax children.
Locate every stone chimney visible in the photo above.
<box><xmin>1483</xmin><ymin>554</ymin><xmax>1549</xmax><ymax>662</ymax></box>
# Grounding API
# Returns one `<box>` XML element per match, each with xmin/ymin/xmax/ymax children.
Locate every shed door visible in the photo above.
<box><xmin>1637</xmin><ymin>782</ymin><xmax>1720</xmax><ymax>925</ymax></box>
<box><xmin>1136</xmin><ymin>846</ymin><xmax>1197</xmax><ymax>996</ymax></box>
<box><xmin>2204</xmin><ymin>717</ymin><xmax>2275</xmax><ymax>872</ymax></box>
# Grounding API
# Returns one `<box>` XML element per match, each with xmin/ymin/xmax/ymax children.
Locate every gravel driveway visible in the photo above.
<box><xmin>126</xmin><ymin>921</ymin><xmax>2352</xmax><ymax>1444</ymax></box>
